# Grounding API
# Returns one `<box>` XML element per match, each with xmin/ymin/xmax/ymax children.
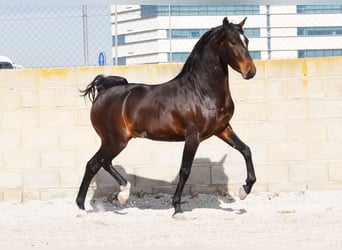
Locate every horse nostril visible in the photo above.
<box><xmin>247</xmin><ymin>68</ymin><xmax>255</xmax><ymax>79</ymax></box>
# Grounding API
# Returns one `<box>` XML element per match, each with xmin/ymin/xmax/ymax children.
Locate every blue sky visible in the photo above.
<box><xmin>0</xmin><ymin>5</ymin><xmax>112</xmax><ymax>68</ymax></box>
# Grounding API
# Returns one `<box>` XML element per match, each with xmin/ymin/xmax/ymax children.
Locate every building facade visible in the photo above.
<box><xmin>111</xmin><ymin>5</ymin><xmax>342</xmax><ymax>65</ymax></box>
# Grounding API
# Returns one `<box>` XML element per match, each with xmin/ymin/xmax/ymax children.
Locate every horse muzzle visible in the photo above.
<box><xmin>242</xmin><ymin>64</ymin><xmax>256</xmax><ymax>80</ymax></box>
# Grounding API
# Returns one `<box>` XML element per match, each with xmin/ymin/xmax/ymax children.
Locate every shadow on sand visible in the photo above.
<box><xmin>88</xmin><ymin>155</ymin><xmax>247</xmax><ymax>215</ymax></box>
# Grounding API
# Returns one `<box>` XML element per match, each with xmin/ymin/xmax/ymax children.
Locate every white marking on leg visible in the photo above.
<box><xmin>238</xmin><ymin>186</ymin><xmax>248</xmax><ymax>200</ymax></box>
<box><xmin>76</xmin><ymin>209</ymin><xmax>87</xmax><ymax>218</ymax></box>
<box><xmin>172</xmin><ymin>212</ymin><xmax>186</xmax><ymax>220</ymax></box>
<box><xmin>117</xmin><ymin>181</ymin><xmax>131</xmax><ymax>204</ymax></box>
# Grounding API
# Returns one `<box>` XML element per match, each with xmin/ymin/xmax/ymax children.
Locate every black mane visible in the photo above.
<box><xmin>174</xmin><ymin>25</ymin><xmax>227</xmax><ymax>79</ymax></box>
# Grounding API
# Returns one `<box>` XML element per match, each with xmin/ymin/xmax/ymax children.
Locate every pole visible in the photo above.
<box><xmin>114</xmin><ymin>5</ymin><xmax>118</xmax><ymax>65</ymax></box>
<box><xmin>266</xmin><ymin>5</ymin><xmax>271</xmax><ymax>60</ymax></box>
<box><xmin>82</xmin><ymin>5</ymin><xmax>89</xmax><ymax>66</ymax></box>
<box><xmin>168</xmin><ymin>5</ymin><xmax>172</xmax><ymax>63</ymax></box>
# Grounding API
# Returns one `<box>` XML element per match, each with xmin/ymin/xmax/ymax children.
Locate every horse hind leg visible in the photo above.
<box><xmin>76</xmin><ymin>138</ymin><xmax>131</xmax><ymax>213</ymax></box>
<box><xmin>102</xmin><ymin>162</ymin><xmax>131</xmax><ymax>205</ymax></box>
<box><xmin>101</xmin><ymin>139</ymin><xmax>131</xmax><ymax>204</ymax></box>
<box><xmin>76</xmin><ymin>150</ymin><xmax>103</xmax><ymax>212</ymax></box>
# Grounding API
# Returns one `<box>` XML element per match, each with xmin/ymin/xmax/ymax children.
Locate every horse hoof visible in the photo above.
<box><xmin>172</xmin><ymin>212</ymin><xmax>186</xmax><ymax>220</ymax></box>
<box><xmin>238</xmin><ymin>186</ymin><xmax>248</xmax><ymax>200</ymax></box>
<box><xmin>117</xmin><ymin>181</ymin><xmax>131</xmax><ymax>204</ymax></box>
<box><xmin>76</xmin><ymin>209</ymin><xmax>87</xmax><ymax>218</ymax></box>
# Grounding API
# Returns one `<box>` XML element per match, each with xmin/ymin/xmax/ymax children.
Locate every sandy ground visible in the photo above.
<box><xmin>0</xmin><ymin>190</ymin><xmax>341</xmax><ymax>247</ymax></box>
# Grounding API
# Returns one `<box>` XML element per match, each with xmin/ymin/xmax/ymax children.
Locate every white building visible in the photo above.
<box><xmin>111</xmin><ymin>5</ymin><xmax>342</xmax><ymax>65</ymax></box>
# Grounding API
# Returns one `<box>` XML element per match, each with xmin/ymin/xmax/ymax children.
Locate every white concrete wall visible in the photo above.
<box><xmin>0</xmin><ymin>57</ymin><xmax>341</xmax><ymax>202</ymax></box>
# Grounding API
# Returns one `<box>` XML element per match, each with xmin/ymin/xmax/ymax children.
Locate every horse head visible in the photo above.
<box><xmin>219</xmin><ymin>17</ymin><xmax>256</xmax><ymax>79</ymax></box>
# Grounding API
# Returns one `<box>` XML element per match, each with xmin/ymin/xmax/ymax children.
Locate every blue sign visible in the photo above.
<box><xmin>98</xmin><ymin>52</ymin><xmax>106</xmax><ymax>66</ymax></box>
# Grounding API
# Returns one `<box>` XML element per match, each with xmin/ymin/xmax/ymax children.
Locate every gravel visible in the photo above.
<box><xmin>0</xmin><ymin>190</ymin><xmax>342</xmax><ymax>247</ymax></box>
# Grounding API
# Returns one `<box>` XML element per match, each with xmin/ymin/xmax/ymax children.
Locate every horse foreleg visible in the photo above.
<box><xmin>217</xmin><ymin>125</ymin><xmax>256</xmax><ymax>199</ymax></box>
<box><xmin>172</xmin><ymin>131</ymin><xmax>200</xmax><ymax>218</ymax></box>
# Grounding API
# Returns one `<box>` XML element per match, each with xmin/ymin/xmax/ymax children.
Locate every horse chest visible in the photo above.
<box><xmin>206</xmin><ymin>93</ymin><xmax>234</xmax><ymax>121</ymax></box>
<box><xmin>216</xmin><ymin>105</ymin><xmax>234</xmax><ymax>124</ymax></box>
<box><xmin>192</xmin><ymin>100</ymin><xmax>233</xmax><ymax>137</ymax></box>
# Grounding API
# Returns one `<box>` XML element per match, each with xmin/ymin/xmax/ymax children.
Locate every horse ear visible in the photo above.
<box><xmin>238</xmin><ymin>17</ymin><xmax>247</xmax><ymax>28</ymax></box>
<box><xmin>223</xmin><ymin>17</ymin><xmax>229</xmax><ymax>26</ymax></box>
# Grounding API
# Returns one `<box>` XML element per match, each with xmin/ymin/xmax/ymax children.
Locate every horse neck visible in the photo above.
<box><xmin>191</xmin><ymin>48</ymin><xmax>230</xmax><ymax>93</ymax></box>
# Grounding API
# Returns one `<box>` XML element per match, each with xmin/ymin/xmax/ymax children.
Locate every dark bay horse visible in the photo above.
<box><xmin>76</xmin><ymin>17</ymin><xmax>256</xmax><ymax>218</ymax></box>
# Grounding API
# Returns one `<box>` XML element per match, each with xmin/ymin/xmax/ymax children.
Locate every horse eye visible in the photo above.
<box><xmin>230</xmin><ymin>39</ymin><xmax>237</xmax><ymax>45</ymax></box>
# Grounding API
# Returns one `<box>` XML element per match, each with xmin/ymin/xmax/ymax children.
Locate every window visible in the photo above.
<box><xmin>115</xmin><ymin>57</ymin><xmax>126</xmax><ymax>65</ymax></box>
<box><xmin>168</xmin><ymin>29</ymin><xmax>208</xmax><ymax>39</ymax></box>
<box><xmin>168</xmin><ymin>51</ymin><xmax>260</xmax><ymax>62</ymax></box>
<box><xmin>141</xmin><ymin>5</ymin><xmax>260</xmax><ymax>17</ymax></box>
<box><xmin>170</xmin><ymin>5</ymin><xmax>260</xmax><ymax>15</ymax></box>
<box><xmin>112</xmin><ymin>35</ymin><xmax>126</xmax><ymax>46</ymax></box>
<box><xmin>117</xmin><ymin>35</ymin><xmax>125</xmax><ymax>45</ymax></box>
<box><xmin>297</xmin><ymin>5</ymin><xmax>342</xmax><ymax>14</ymax></box>
<box><xmin>141</xmin><ymin>5</ymin><xmax>158</xmax><ymax>17</ymax></box>
<box><xmin>190</xmin><ymin>31</ymin><xmax>200</xmax><ymax>38</ymax></box>
<box><xmin>168</xmin><ymin>52</ymin><xmax>190</xmax><ymax>62</ymax></box>
<box><xmin>244</xmin><ymin>28</ymin><xmax>260</xmax><ymax>38</ymax></box>
<box><xmin>298</xmin><ymin>49</ymin><xmax>342</xmax><ymax>58</ymax></box>
<box><xmin>249</xmin><ymin>51</ymin><xmax>261</xmax><ymax>60</ymax></box>
<box><xmin>167</xmin><ymin>28</ymin><xmax>260</xmax><ymax>39</ymax></box>
<box><xmin>298</xmin><ymin>27</ymin><xmax>342</xmax><ymax>36</ymax></box>
<box><xmin>0</xmin><ymin>62</ymin><xmax>13</xmax><ymax>69</ymax></box>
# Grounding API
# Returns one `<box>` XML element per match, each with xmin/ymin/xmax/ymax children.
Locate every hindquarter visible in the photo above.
<box><xmin>90</xmin><ymin>86</ymin><xmax>133</xmax><ymax>142</ymax></box>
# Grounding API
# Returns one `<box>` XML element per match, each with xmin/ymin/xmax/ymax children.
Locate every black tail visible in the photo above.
<box><xmin>80</xmin><ymin>74</ymin><xmax>128</xmax><ymax>103</ymax></box>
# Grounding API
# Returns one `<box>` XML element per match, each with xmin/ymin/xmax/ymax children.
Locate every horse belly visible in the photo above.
<box><xmin>133</xmin><ymin>113</ymin><xmax>186</xmax><ymax>141</ymax></box>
